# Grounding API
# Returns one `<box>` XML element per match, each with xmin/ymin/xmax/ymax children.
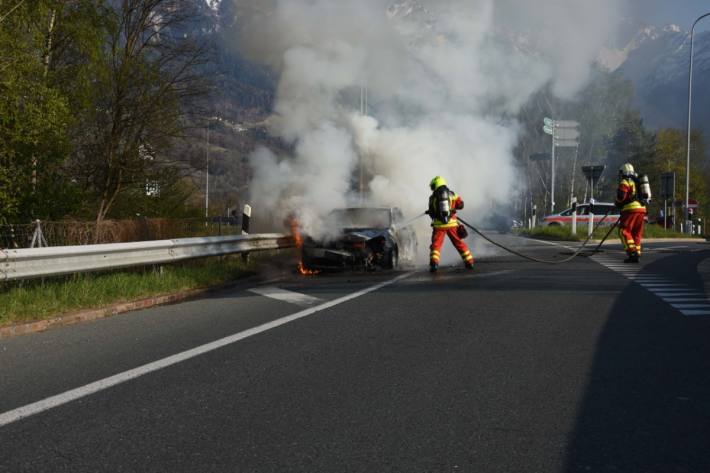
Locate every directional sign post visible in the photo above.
<box><xmin>543</xmin><ymin>118</ymin><xmax>581</xmax><ymax>213</ymax></box>
<box><xmin>554</xmin><ymin>139</ymin><xmax>581</xmax><ymax>148</ymax></box>
<box><xmin>582</xmin><ymin>165</ymin><xmax>605</xmax><ymax>201</ymax></box>
<box><xmin>543</xmin><ymin>118</ymin><xmax>557</xmax><ymax>213</ymax></box>
<box><xmin>555</xmin><ymin>120</ymin><xmax>580</xmax><ymax>128</ymax></box>
<box><xmin>555</xmin><ymin>128</ymin><xmax>580</xmax><ymax>141</ymax></box>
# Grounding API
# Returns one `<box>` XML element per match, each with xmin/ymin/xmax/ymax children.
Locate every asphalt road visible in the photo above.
<box><xmin>1</xmin><ymin>235</ymin><xmax>709</xmax><ymax>472</ymax></box>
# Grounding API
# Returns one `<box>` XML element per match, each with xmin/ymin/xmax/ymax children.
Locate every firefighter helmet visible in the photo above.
<box><xmin>619</xmin><ymin>163</ymin><xmax>635</xmax><ymax>178</ymax></box>
<box><xmin>430</xmin><ymin>176</ymin><xmax>447</xmax><ymax>191</ymax></box>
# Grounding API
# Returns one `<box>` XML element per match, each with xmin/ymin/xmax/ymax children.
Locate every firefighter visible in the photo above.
<box><xmin>427</xmin><ymin>176</ymin><xmax>474</xmax><ymax>272</ymax></box>
<box><xmin>615</xmin><ymin>163</ymin><xmax>648</xmax><ymax>263</ymax></box>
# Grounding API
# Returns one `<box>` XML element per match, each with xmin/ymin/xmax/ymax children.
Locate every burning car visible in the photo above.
<box><xmin>300</xmin><ymin>207</ymin><xmax>417</xmax><ymax>271</ymax></box>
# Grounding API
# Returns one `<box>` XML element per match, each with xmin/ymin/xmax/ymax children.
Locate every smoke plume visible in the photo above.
<box><xmin>232</xmin><ymin>0</ymin><xmax>621</xmax><ymax>255</ymax></box>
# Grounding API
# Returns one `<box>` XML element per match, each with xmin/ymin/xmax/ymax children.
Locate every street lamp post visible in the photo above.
<box><xmin>685</xmin><ymin>12</ymin><xmax>710</xmax><ymax>233</ymax></box>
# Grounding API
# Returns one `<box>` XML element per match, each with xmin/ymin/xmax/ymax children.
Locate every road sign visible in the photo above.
<box><xmin>544</xmin><ymin>117</ymin><xmax>555</xmax><ymax>127</ymax></box>
<box><xmin>529</xmin><ymin>153</ymin><xmax>551</xmax><ymax>162</ymax></box>
<box><xmin>555</xmin><ymin>128</ymin><xmax>580</xmax><ymax>140</ymax></box>
<box><xmin>660</xmin><ymin>172</ymin><xmax>675</xmax><ymax>200</ymax></box>
<box><xmin>543</xmin><ymin>125</ymin><xmax>554</xmax><ymax>135</ymax></box>
<box><xmin>582</xmin><ymin>165</ymin><xmax>605</xmax><ymax>182</ymax></box>
<box><xmin>688</xmin><ymin>199</ymin><xmax>699</xmax><ymax>209</ymax></box>
<box><xmin>555</xmin><ymin>120</ymin><xmax>580</xmax><ymax>128</ymax></box>
<box><xmin>554</xmin><ymin>139</ymin><xmax>579</xmax><ymax>147</ymax></box>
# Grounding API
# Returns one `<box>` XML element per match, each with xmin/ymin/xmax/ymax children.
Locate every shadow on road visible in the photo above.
<box><xmin>564</xmin><ymin>253</ymin><xmax>710</xmax><ymax>472</ymax></box>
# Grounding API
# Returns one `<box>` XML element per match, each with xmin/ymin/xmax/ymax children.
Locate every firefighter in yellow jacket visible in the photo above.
<box><xmin>615</xmin><ymin>163</ymin><xmax>648</xmax><ymax>263</ymax></box>
<box><xmin>427</xmin><ymin>176</ymin><xmax>474</xmax><ymax>273</ymax></box>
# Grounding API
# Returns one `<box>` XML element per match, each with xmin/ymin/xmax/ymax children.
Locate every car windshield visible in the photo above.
<box><xmin>329</xmin><ymin>208</ymin><xmax>391</xmax><ymax>229</ymax></box>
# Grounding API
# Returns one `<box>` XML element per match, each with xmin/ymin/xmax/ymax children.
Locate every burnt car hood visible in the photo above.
<box><xmin>340</xmin><ymin>228</ymin><xmax>390</xmax><ymax>240</ymax></box>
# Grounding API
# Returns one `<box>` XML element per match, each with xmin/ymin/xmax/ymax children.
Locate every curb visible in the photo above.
<box><xmin>0</xmin><ymin>286</ymin><xmax>213</xmax><ymax>340</ymax></box>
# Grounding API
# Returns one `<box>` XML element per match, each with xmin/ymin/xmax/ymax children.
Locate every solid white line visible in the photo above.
<box><xmin>248</xmin><ymin>286</ymin><xmax>323</xmax><ymax>307</ymax></box>
<box><xmin>639</xmin><ymin>283</ymin><xmax>684</xmax><ymax>287</ymax></box>
<box><xmin>662</xmin><ymin>296</ymin><xmax>708</xmax><ymax>304</ymax></box>
<box><xmin>0</xmin><ymin>272</ymin><xmax>412</xmax><ymax>428</ymax></box>
<box><xmin>656</xmin><ymin>292</ymin><xmax>705</xmax><ymax>297</ymax></box>
<box><xmin>646</xmin><ymin>288</ymin><xmax>695</xmax><ymax>292</ymax></box>
<box><xmin>681</xmin><ymin>309</ymin><xmax>710</xmax><ymax>316</ymax></box>
<box><xmin>671</xmin><ymin>304</ymin><xmax>710</xmax><ymax>309</ymax></box>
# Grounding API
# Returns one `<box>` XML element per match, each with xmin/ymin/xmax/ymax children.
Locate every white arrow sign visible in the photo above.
<box><xmin>555</xmin><ymin>120</ymin><xmax>580</xmax><ymax>128</ymax></box>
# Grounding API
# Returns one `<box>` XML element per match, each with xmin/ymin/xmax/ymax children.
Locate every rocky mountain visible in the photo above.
<box><xmin>601</xmin><ymin>23</ymin><xmax>710</xmax><ymax>135</ymax></box>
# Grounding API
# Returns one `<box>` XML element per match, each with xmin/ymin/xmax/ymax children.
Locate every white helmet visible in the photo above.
<box><xmin>619</xmin><ymin>163</ymin><xmax>635</xmax><ymax>178</ymax></box>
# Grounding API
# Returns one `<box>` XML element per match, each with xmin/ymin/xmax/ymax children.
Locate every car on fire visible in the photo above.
<box><xmin>301</xmin><ymin>207</ymin><xmax>417</xmax><ymax>271</ymax></box>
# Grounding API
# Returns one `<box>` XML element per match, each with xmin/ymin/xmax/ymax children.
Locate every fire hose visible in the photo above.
<box><xmin>457</xmin><ymin>210</ymin><xmax>616</xmax><ymax>265</ymax></box>
<box><xmin>395</xmin><ymin>209</ymin><xmax>619</xmax><ymax>265</ymax></box>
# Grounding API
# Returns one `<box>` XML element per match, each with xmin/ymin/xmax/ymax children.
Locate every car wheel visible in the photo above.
<box><xmin>548</xmin><ymin>222</ymin><xmax>561</xmax><ymax>227</ymax></box>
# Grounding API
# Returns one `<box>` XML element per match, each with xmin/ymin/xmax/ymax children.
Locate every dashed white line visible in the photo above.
<box><xmin>592</xmin><ymin>255</ymin><xmax>709</xmax><ymax>317</ymax></box>
<box><xmin>0</xmin><ymin>272</ymin><xmax>412</xmax><ymax>428</ymax></box>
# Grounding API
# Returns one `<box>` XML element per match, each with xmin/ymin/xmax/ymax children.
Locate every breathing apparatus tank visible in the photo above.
<box><xmin>435</xmin><ymin>186</ymin><xmax>452</xmax><ymax>223</ymax></box>
<box><xmin>637</xmin><ymin>173</ymin><xmax>652</xmax><ymax>205</ymax></box>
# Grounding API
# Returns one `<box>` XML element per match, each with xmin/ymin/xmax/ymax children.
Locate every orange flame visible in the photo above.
<box><xmin>289</xmin><ymin>218</ymin><xmax>320</xmax><ymax>275</ymax></box>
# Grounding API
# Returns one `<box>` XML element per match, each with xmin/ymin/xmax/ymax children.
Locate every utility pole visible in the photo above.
<box><xmin>685</xmin><ymin>12</ymin><xmax>710</xmax><ymax>234</ymax></box>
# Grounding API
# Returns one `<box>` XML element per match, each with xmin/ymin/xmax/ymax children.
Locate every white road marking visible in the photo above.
<box><xmin>592</xmin><ymin>255</ymin><xmax>709</xmax><ymax>317</ymax></box>
<box><xmin>655</xmin><ymin>292</ymin><xmax>706</xmax><ymax>297</ymax></box>
<box><xmin>647</xmin><ymin>288</ymin><xmax>699</xmax><ymax>292</ymax></box>
<box><xmin>681</xmin><ymin>309</ymin><xmax>710</xmax><ymax>316</ymax></box>
<box><xmin>639</xmin><ymin>283</ymin><xmax>685</xmax><ymax>287</ymax></box>
<box><xmin>663</xmin><ymin>296</ymin><xmax>708</xmax><ymax>304</ymax></box>
<box><xmin>248</xmin><ymin>286</ymin><xmax>323</xmax><ymax>307</ymax></box>
<box><xmin>0</xmin><ymin>272</ymin><xmax>412</xmax><ymax>428</ymax></box>
<box><xmin>407</xmin><ymin>269</ymin><xmax>515</xmax><ymax>283</ymax></box>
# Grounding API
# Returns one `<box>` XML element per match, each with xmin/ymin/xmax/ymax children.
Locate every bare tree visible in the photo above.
<box><xmin>73</xmin><ymin>0</ymin><xmax>210</xmax><ymax>237</ymax></box>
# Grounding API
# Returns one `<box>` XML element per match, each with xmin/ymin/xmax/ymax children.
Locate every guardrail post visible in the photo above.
<box><xmin>241</xmin><ymin>204</ymin><xmax>252</xmax><ymax>263</ymax></box>
<box><xmin>588</xmin><ymin>211</ymin><xmax>594</xmax><ymax>238</ymax></box>
<box><xmin>241</xmin><ymin>205</ymin><xmax>251</xmax><ymax>235</ymax></box>
<box><xmin>571</xmin><ymin>198</ymin><xmax>577</xmax><ymax>236</ymax></box>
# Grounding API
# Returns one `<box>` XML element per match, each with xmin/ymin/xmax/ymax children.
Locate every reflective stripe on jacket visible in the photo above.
<box><xmin>429</xmin><ymin>192</ymin><xmax>463</xmax><ymax>228</ymax></box>
<box><xmin>616</xmin><ymin>178</ymin><xmax>646</xmax><ymax>213</ymax></box>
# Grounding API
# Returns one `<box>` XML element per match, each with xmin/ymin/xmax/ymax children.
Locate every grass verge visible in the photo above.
<box><xmin>0</xmin><ymin>252</ymin><xmax>284</xmax><ymax>328</ymax></box>
<box><xmin>515</xmin><ymin>224</ymin><xmax>699</xmax><ymax>242</ymax></box>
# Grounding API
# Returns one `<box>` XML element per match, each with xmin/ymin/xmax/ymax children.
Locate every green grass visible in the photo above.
<box><xmin>0</xmin><ymin>253</ymin><xmax>283</xmax><ymax>327</ymax></box>
<box><xmin>515</xmin><ymin>223</ymin><xmax>700</xmax><ymax>242</ymax></box>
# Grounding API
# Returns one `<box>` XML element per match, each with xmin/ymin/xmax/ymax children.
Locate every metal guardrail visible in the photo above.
<box><xmin>0</xmin><ymin>234</ymin><xmax>293</xmax><ymax>282</ymax></box>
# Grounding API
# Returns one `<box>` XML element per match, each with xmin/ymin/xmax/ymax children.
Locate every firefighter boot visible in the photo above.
<box><xmin>465</xmin><ymin>261</ymin><xmax>474</xmax><ymax>270</ymax></box>
<box><xmin>429</xmin><ymin>262</ymin><xmax>438</xmax><ymax>273</ymax></box>
<box><xmin>624</xmin><ymin>252</ymin><xmax>640</xmax><ymax>264</ymax></box>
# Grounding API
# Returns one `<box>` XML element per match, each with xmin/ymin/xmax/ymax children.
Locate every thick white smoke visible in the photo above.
<box><xmin>233</xmin><ymin>0</ymin><xmax>620</xmax><ymax>257</ymax></box>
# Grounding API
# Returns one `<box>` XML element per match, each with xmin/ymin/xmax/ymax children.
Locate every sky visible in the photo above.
<box><xmin>625</xmin><ymin>0</ymin><xmax>710</xmax><ymax>28</ymax></box>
